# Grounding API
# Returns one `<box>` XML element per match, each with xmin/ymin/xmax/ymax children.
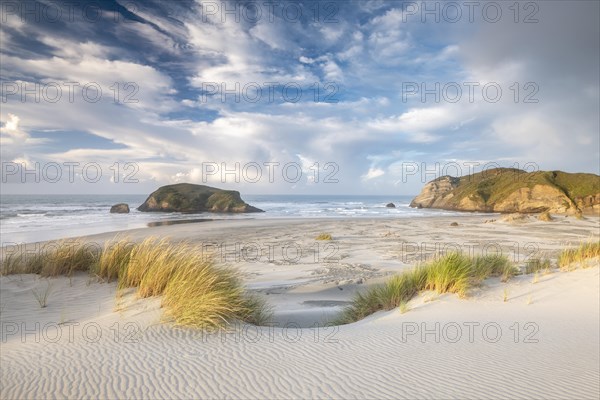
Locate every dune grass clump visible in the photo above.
<box><xmin>136</xmin><ymin>248</ymin><xmax>183</xmax><ymax>298</ymax></box>
<box><xmin>399</xmin><ymin>301</ymin><xmax>410</xmax><ymax>314</ymax></box>
<box><xmin>339</xmin><ymin>243</ymin><xmax>599</xmax><ymax>325</ymax></box>
<box><xmin>471</xmin><ymin>254</ymin><xmax>519</xmax><ymax>283</ymax></box>
<box><xmin>1</xmin><ymin>237</ymin><xmax>271</xmax><ymax>330</ymax></box>
<box><xmin>557</xmin><ymin>241</ymin><xmax>600</xmax><ymax>270</ymax></box>
<box><xmin>337</xmin><ymin>252</ymin><xmax>515</xmax><ymax>324</ymax></box>
<box><xmin>424</xmin><ymin>253</ymin><xmax>472</xmax><ymax>297</ymax></box>
<box><xmin>241</xmin><ymin>294</ymin><xmax>273</xmax><ymax>326</ymax></box>
<box><xmin>381</xmin><ymin>267</ymin><xmax>428</xmax><ymax>307</ymax></box>
<box><xmin>315</xmin><ymin>233</ymin><xmax>333</xmax><ymax>241</ymax></box>
<box><xmin>94</xmin><ymin>240</ymin><xmax>135</xmax><ymax>282</ymax></box>
<box><xmin>1</xmin><ymin>241</ymin><xmax>101</xmax><ymax>277</ymax></box>
<box><xmin>162</xmin><ymin>261</ymin><xmax>269</xmax><ymax>329</ymax></box>
<box><xmin>119</xmin><ymin>238</ymin><xmax>184</xmax><ymax>297</ymax></box>
<box><xmin>161</xmin><ymin>260</ymin><xmax>243</xmax><ymax>328</ymax></box>
<box><xmin>32</xmin><ymin>280</ymin><xmax>53</xmax><ymax>308</ymax></box>
<box><xmin>39</xmin><ymin>242</ymin><xmax>101</xmax><ymax>277</ymax></box>
<box><xmin>339</xmin><ymin>267</ymin><xmax>427</xmax><ymax>323</ymax></box>
<box><xmin>1</xmin><ymin>251</ymin><xmax>41</xmax><ymax>275</ymax></box>
<box><xmin>338</xmin><ymin>284</ymin><xmax>384</xmax><ymax>323</ymax></box>
<box><xmin>111</xmin><ymin>238</ymin><xmax>271</xmax><ymax>328</ymax></box>
<box><xmin>525</xmin><ymin>258</ymin><xmax>552</xmax><ymax>274</ymax></box>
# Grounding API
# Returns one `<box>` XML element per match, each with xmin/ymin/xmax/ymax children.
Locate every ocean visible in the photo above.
<box><xmin>1</xmin><ymin>194</ymin><xmax>462</xmax><ymax>244</ymax></box>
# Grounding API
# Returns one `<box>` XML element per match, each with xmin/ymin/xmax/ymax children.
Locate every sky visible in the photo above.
<box><xmin>1</xmin><ymin>0</ymin><xmax>599</xmax><ymax>195</ymax></box>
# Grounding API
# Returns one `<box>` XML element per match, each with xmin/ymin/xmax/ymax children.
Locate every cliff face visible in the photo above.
<box><xmin>410</xmin><ymin>169</ymin><xmax>600</xmax><ymax>214</ymax></box>
<box><xmin>138</xmin><ymin>183</ymin><xmax>264</xmax><ymax>213</ymax></box>
<box><xmin>409</xmin><ymin>176</ymin><xmax>460</xmax><ymax>209</ymax></box>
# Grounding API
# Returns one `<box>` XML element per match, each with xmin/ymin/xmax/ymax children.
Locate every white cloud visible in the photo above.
<box><xmin>1</xmin><ymin>54</ymin><xmax>175</xmax><ymax>113</ymax></box>
<box><xmin>1</xmin><ymin>1</ymin><xmax>597</xmax><ymax>194</ymax></box>
<box><xmin>320</xmin><ymin>25</ymin><xmax>344</xmax><ymax>43</ymax></box>
<box><xmin>299</xmin><ymin>56</ymin><xmax>314</xmax><ymax>64</ymax></box>
<box><xmin>361</xmin><ymin>167</ymin><xmax>385</xmax><ymax>181</ymax></box>
<box><xmin>1</xmin><ymin>114</ymin><xmax>28</xmax><ymax>141</ymax></box>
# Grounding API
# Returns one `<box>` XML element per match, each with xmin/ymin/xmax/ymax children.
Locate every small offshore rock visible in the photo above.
<box><xmin>110</xmin><ymin>203</ymin><xmax>130</xmax><ymax>213</ymax></box>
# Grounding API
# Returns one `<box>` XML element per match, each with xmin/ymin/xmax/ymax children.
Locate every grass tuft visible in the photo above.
<box><xmin>32</xmin><ymin>280</ymin><xmax>53</xmax><ymax>308</ymax></box>
<box><xmin>338</xmin><ymin>242</ymin><xmax>598</xmax><ymax>324</ymax></box>
<box><xmin>337</xmin><ymin>252</ymin><xmax>516</xmax><ymax>325</ymax></box>
<box><xmin>557</xmin><ymin>241</ymin><xmax>600</xmax><ymax>270</ymax></box>
<box><xmin>315</xmin><ymin>233</ymin><xmax>333</xmax><ymax>241</ymax></box>
<box><xmin>2</xmin><ymin>238</ymin><xmax>271</xmax><ymax>330</ymax></box>
<box><xmin>94</xmin><ymin>240</ymin><xmax>135</xmax><ymax>282</ymax></box>
<box><xmin>1</xmin><ymin>241</ymin><xmax>101</xmax><ymax>277</ymax></box>
<box><xmin>162</xmin><ymin>260</ymin><xmax>248</xmax><ymax>329</ymax></box>
<box><xmin>424</xmin><ymin>252</ymin><xmax>472</xmax><ymax>297</ymax></box>
<box><xmin>1</xmin><ymin>251</ymin><xmax>40</xmax><ymax>275</ymax></box>
<box><xmin>122</xmin><ymin>238</ymin><xmax>183</xmax><ymax>296</ymax></box>
<box><xmin>525</xmin><ymin>258</ymin><xmax>551</xmax><ymax>274</ymax></box>
<box><xmin>471</xmin><ymin>253</ymin><xmax>517</xmax><ymax>284</ymax></box>
<box><xmin>399</xmin><ymin>301</ymin><xmax>410</xmax><ymax>314</ymax></box>
<box><xmin>241</xmin><ymin>294</ymin><xmax>273</xmax><ymax>326</ymax></box>
<box><xmin>40</xmin><ymin>242</ymin><xmax>101</xmax><ymax>277</ymax></box>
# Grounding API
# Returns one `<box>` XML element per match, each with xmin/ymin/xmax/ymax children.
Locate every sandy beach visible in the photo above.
<box><xmin>1</xmin><ymin>215</ymin><xmax>599</xmax><ymax>399</ymax></box>
<box><xmin>2</xmin><ymin>0</ymin><xmax>599</xmax><ymax>398</ymax></box>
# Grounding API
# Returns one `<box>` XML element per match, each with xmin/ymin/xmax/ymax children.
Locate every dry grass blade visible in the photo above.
<box><xmin>337</xmin><ymin>252</ymin><xmax>517</xmax><ymax>325</ymax></box>
<box><xmin>32</xmin><ymin>280</ymin><xmax>53</xmax><ymax>308</ymax></box>
<box><xmin>558</xmin><ymin>241</ymin><xmax>600</xmax><ymax>270</ymax></box>
<box><xmin>2</xmin><ymin>237</ymin><xmax>270</xmax><ymax>330</ymax></box>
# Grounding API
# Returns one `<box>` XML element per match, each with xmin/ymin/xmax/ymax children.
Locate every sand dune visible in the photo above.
<box><xmin>1</xmin><ymin>216</ymin><xmax>599</xmax><ymax>399</ymax></box>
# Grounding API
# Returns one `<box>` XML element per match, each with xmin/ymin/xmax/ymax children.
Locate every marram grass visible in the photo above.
<box><xmin>1</xmin><ymin>238</ymin><xmax>271</xmax><ymax>329</ymax></box>
<box><xmin>39</xmin><ymin>242</ymin><xmax>100</xmax><ymax>277</ymax></box>
<box><xmin>334</xmin><ymin>266</ymin><xmax>428</xmax><ymax>322</ymax></box>
<box><xmin>525</xmin><ymin>258</ymin><xmax>552</xmax><ymax>275</ymax></box>
<box><xmin>121</xmin><ymin>237</ymin><xmax>181</xmax><ymax>295</ymax></box>
<box><xmin>95</xmin><ymin>240</ymin><xmax>135</xmax><ymax>282</ymax></box>
<box><xmin>1</xmin><ymin>240</ymin><xmax>101</xmax><ymax>277</ymax></box>
<box><xmin>557</xmin><ymin>241</ymin><xmax>600</xmax><ymax>271</ymax></box>
<box><xmin>161</xmin><ymin>262</ymin><xmax>269</xmax><ymax>329</ymax></box>
<box><xmin>338</xmin><ymin>242</ymin><xmax>599</xmax><ymax>325</ymax></box>
<box><xmin>423</xmin><ymin>252</ymin><xmax>472</xmax><ymax>296</ymax></box>
<box><xmin>3</xmin><ymin>239</ymin><xmax>598</xmax><ymax>327</ymax></box>
<box><xmin>1</xmin><ymin>251</ymin><xmax>41</xmax><ymax>275</ymax></box>
<box><xmin>472</xmin><ymin>253</ymin><xmax>520</xmax><ymax>283</ymax></box>
<box><xmin>336</xmin><ymin>252</ymin><xmax>517</xmax><ymax>325</ymax></box>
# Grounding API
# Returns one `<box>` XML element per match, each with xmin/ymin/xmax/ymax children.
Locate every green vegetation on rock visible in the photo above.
<box><xmin>138</xmin><ymin>183</ymin><xmax>263</xmax><ymax>213</ymax></box>
<box><xmin>410</xmin><ymin>168</ymin><xmax>600</xmax><ymax>214</ymax></box>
